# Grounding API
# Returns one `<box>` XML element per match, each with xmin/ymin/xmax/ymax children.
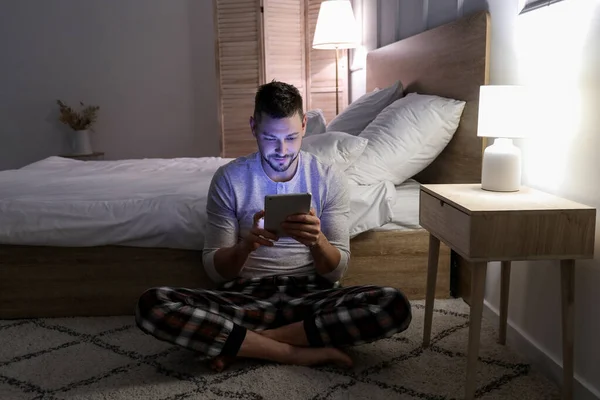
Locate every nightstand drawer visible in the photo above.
<box><xmin>469</xmin><ymin>210</ymin><xmax>596</xmax><ymax>260</ymax></box>
<box><xmin>419</xmin><ymin>189</ymin><xmax>471</xmax><ymax>255</ymax></box>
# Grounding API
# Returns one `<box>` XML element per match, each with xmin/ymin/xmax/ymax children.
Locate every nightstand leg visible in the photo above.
<box><xmin>561</xmin><ymin>259</ymin><xmax>575</xmax><ymax>400</ymax></box>
<box><xmin>423</xmin><ymin>234</ymin><xmax>440</xmax><ymax>348</ymax></box>
<box><xmin>465</xmin><ymin>262</ymin><xmax>487</xmax><ymax>400</ymax></box>
<box><xmin>499</xmin><ymin>261</ymin><xmax>511</xmax><ymax>345</ymax></box>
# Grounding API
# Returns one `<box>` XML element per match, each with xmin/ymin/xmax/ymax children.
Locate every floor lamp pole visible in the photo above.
<box><xmin>335</xmin><ymin>47</ymin><xmax>339</xmax><ymax>115</ymax></box>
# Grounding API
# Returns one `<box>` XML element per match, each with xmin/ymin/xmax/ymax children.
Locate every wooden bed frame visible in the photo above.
<box><xmin>0</xmin><ymin>11</ymin><xmax>490</xmax><ymax>319</ymax></box>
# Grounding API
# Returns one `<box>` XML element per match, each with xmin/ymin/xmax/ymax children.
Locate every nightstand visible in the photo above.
<box><xmin>419</xmin><ymin>184</ymin><xmax>596</xmax><ymax>400</ymax></box>
<box><xmin>59</xmin><ymin>152</ymin><xmax>105</xmax><ymax>161</ymax></box>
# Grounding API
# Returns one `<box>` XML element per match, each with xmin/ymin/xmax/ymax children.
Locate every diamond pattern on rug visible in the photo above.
<box><xmin>369</xmin><ymin>348</ymin><xmax>518</xmax><ymax>399</ymax></box>
<box><xmin>0</xmin><ymin>322</ymin><xmax>76</xmax><ymax>363</ymax></box>
<box><xmin>478</xmin><ymin>373</ymin><xmax>562</xmax><ymax>400</ymax></box>
<box><xmin>53</xmin><ymin>364</ymin><xmax>199</xmax><ymax>400</ymax></box>
<box><xmin>405</xmin><ymin>304</ymin><xmax>470</xmax><ymax>345</ymax></box>
<box><xmin>432</xmin><ymin>318</ymin><xmax>524</xmax><ymax>364</ymax></box>
<box><xmin>0</xmin><ymin>381</ymin><xmax>32</xmax><ymax>400</ymax></box>
<box><xmin>39</xmin><ymin>316</ymin><xmax>132</xmax><ymax>336</ymax></box>
<box><xmin>325</xmin><ymin>381</ymin><xmax>411</xmax><ymax>400</ymax></box>
<box><xmin>101</xmin><ymin>326</ymin><xmax>176</xmax><ymax>357</ymax></box>
<box><xmin>0</xmin><ymin>299</ymin><xmax>560</xmax><ymax>400</ymax></box>
<box><xmin>0</xmin><ymin>320</ymin><xmax>28</xmax><ymax>328</ymax></box>
<box><xmin>0</xmin><ymin>342</ymin><xmax>134</xmax><ymax>392</ymax></box>
<box><xmin>198</xmin><ymin>387</ymin><xmax>275</xmax><ymax>400</ymax></box>
<box><xmin>212</xmin><ymin>365</ymin><xmax>354</xmax><ymax>399</ymax></box>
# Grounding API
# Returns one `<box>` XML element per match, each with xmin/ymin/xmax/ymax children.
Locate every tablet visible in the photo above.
<box><xmin>264</xmin><ymin>193</ymin><xmax>312</xmax><ymax>236</ymax></box>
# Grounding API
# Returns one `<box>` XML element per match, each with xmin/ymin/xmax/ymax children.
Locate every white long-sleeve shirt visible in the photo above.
<box><xmin>202</xmin><ymin>151</ymin><xmax>350</xmax><ymax>284</ymax></box>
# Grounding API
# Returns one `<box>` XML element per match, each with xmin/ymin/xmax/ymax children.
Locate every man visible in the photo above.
<box><xmin>135</xmin><ymin>81</ymin><xmax>412</xmax><ymax>372</ymax></box>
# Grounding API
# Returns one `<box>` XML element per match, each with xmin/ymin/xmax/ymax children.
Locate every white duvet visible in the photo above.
<box><xmin>0</xmin><ymin>156</ymin><xmax>399</xmax><ymax>249</ymax></box>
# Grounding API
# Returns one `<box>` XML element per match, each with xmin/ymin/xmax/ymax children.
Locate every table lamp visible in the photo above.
<box><xmin>312</xmin><ymin>0</ymin><xmax>360</xmax><ymax>115</ymax></box>
<box><xmin>477</xmin><ymin>85</ymin><xmax>529</xmax><ymax>192</ymax></box>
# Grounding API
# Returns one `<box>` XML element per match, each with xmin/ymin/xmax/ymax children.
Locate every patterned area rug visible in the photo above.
<box><xmin>0</xmin><ymin>299</ymin><xmax>560</xmax><ymax>400</ymax></box>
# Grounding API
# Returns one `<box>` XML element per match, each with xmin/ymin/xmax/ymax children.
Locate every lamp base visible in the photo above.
<box><xmin>481</xmin><ymin>138</ymin><xmax>522</xmax><ymax>192</ymax></box>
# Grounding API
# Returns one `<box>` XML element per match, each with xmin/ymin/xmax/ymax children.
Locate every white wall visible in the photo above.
<box><xmin>349</xmin><ymin>0</ymin><xmax>377</xmax><ymax>102</ymax></box>
<box><xmin>350</xmin><ymin>0</ymin><xmax>600</xmax><ymax>397</ymax></box>
<box><xmin>484</xmin><ymin>1</ymin><xmax>600</xmax><ymax>398</ymax></box>
<box><xmin>0</xmin><ymin>0</ymin><xmax>221</xmax><ymax>171</ymax></box>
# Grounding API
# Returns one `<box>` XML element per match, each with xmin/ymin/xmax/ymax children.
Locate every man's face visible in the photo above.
<box><xmin>251</xmin><ymin>112</ymin><xmax>306</xmax><ymax>176</ymax></box>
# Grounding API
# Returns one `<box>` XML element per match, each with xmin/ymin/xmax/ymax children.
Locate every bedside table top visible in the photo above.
<box><xmin>421</xmin><ymin>184</ymin><xmax>594</xmax><ymax>214</ymax></box>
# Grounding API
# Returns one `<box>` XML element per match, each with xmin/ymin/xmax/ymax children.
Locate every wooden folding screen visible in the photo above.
<box><xmin>214</xmin><ymin>0</ymin><xmax>262</xmax><ymax>157</ymax></box>
<box><xmin>263</xmin><ymin>0</ymin><xmax>307</xmax><ymax>109</ymax></box>
<box><xmin>215</xmin><ymin>0</ymin><xmax>348</xmax><ymax>157</ymax></box>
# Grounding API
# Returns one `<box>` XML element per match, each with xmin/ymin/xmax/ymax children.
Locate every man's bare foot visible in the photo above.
<box><xmin>234</xmin><ymin>329</ymin><xmax>353</xmax><ymax>369</ymax></box>
<box><xmin>293</xmin><ymin>346</ymin><xmax>353</xmax><ymax>368</ymax></box>
<box><xmin>209</xmin><ymin>355</ymin><xmax>236</xmax><ymax>372</ymax></box>
<box><xmin>209</xmin><ymin>347</ymin><xmax>351</xmax><ymax>371</ymax></box>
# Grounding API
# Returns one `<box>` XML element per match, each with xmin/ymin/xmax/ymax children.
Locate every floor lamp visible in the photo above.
<box><xmin>312</xmin><ymin>0</ymin><xmax>360</xmax><ymax>115</ymax></box>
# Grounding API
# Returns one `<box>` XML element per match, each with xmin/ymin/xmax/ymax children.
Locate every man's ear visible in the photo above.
<box><xmin>250</xmin><ymin>116</ymin><xmax>257</xmax><ymax>138</ymax></box>
<box><xmin>301</xmin><ymin>113</ymin><xmax>307</xmax><ymax>136</ymax></box>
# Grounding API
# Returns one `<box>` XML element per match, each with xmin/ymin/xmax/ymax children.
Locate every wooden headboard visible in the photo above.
<box><xmin>366</xmin><ymin>11</ymin><xmax>490</xmax><ymax>184</ymax></box>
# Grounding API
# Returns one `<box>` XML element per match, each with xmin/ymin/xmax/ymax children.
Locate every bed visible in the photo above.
<box><xmin>0</xmin><ymin>11</ymin><xmax>490</xmax><ymax>318</ymax></box>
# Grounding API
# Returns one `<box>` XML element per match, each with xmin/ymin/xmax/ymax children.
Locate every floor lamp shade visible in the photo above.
<box><xmin>312</xmin><ymin>0</ymin><xmax>360</xmax><ymax>115</ymax></box>
<box><xmin>312</xmin><ymin>0</ymin><xmax>360</xmax><ymax>50</ymax></box>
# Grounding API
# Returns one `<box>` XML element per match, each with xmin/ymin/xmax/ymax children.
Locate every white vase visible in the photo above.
<box><xmin>71</xmin><ymin>130</ymin><xmax>93</xmax><ymax>155</ymax></box>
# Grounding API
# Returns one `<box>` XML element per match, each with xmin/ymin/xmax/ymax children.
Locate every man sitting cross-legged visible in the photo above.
<box><xmin>135</xmin><ymin>81</ymin><xmax>412</xmax><ymax>372</ymax></box>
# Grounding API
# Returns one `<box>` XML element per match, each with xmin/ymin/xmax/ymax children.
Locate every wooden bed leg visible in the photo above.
<box><xmin>423</xmin><ymin>233</ymin><xmax>440</xmax><ymax>348</ymax></box>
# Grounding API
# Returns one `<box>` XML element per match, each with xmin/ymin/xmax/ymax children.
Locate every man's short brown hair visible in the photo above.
<box><xmin>253</xmin><ymin>81</ymin><xmax>304</xmax><ymax>124</ymax></box>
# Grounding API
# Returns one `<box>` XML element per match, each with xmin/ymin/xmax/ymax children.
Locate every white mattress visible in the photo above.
<box><xmin>372</xmin><ymin>179</ymin><xmax>422</xmax><ymax>232</ymax></box>
<box><xmin>0</xmin><ymin>156</ymin><xmax>399</xmax><ymax>249</ymax></box>
<box><xmin>0</xmin><ymin>156</ymin><xmax>233</xmax><ymax>250</ymax></box>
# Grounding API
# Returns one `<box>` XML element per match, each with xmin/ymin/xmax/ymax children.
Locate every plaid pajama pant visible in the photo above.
<box><xmin>135</xmin><ymin>274</ymin><xmax>412</xmax><ymax>358</ymax></box>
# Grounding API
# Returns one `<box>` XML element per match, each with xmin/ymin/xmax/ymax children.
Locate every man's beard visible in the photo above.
<box><xmin>264</xmin><ymin>152</ymin><xmax>299</xmax><ymax>172</ymax></box>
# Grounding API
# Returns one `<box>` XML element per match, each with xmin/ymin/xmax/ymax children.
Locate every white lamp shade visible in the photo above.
<box><xmin>312</xmin><ymin>0</ymin><xmax>360</xmax><ymax>49</ymax></box>
<box><xmin>477</xmin><ymin>85</ymin><xmax>530</xmax><ymax>138</ymax></box>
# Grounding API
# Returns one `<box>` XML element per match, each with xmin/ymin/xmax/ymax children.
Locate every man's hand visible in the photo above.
<box><xmin>241</xmin><ymin>210</ymin><xmax>279</xmax><ymax>252</ymax></box>
<box><xmin>280</xmin><ymin>208</ymin><xmax>322</xmax><ymax>247</ymax></box>
<box><xmin>212</xmin><ymin>210</ymin><xmax>278</xmax><ymax>281</ymax></box>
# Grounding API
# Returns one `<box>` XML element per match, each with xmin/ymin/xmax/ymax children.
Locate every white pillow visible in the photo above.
<box><xmin>345</xmin><ymin>93</ymin><xmax>466</xmax><ymax>185</ymax></box>
<box><xmin>301</xmin><ymin>131</ymin><xmax>368</xmax><ymax>171</ymax></box>
<box><xmin>305</xmin><ymin>109</ymin><xmax>327</xmax><ymax>136</ymax></box>
<box><xmin>326</xmin><ymin>80</ymin><xmax>404</xmax><ymax>136</ymax></box>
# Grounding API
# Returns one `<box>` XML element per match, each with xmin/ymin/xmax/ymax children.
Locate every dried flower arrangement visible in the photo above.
<box><xmin>56</xmin><ymin>100</ymin><xmax>100</xmax><ymax>131</ymax></box>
